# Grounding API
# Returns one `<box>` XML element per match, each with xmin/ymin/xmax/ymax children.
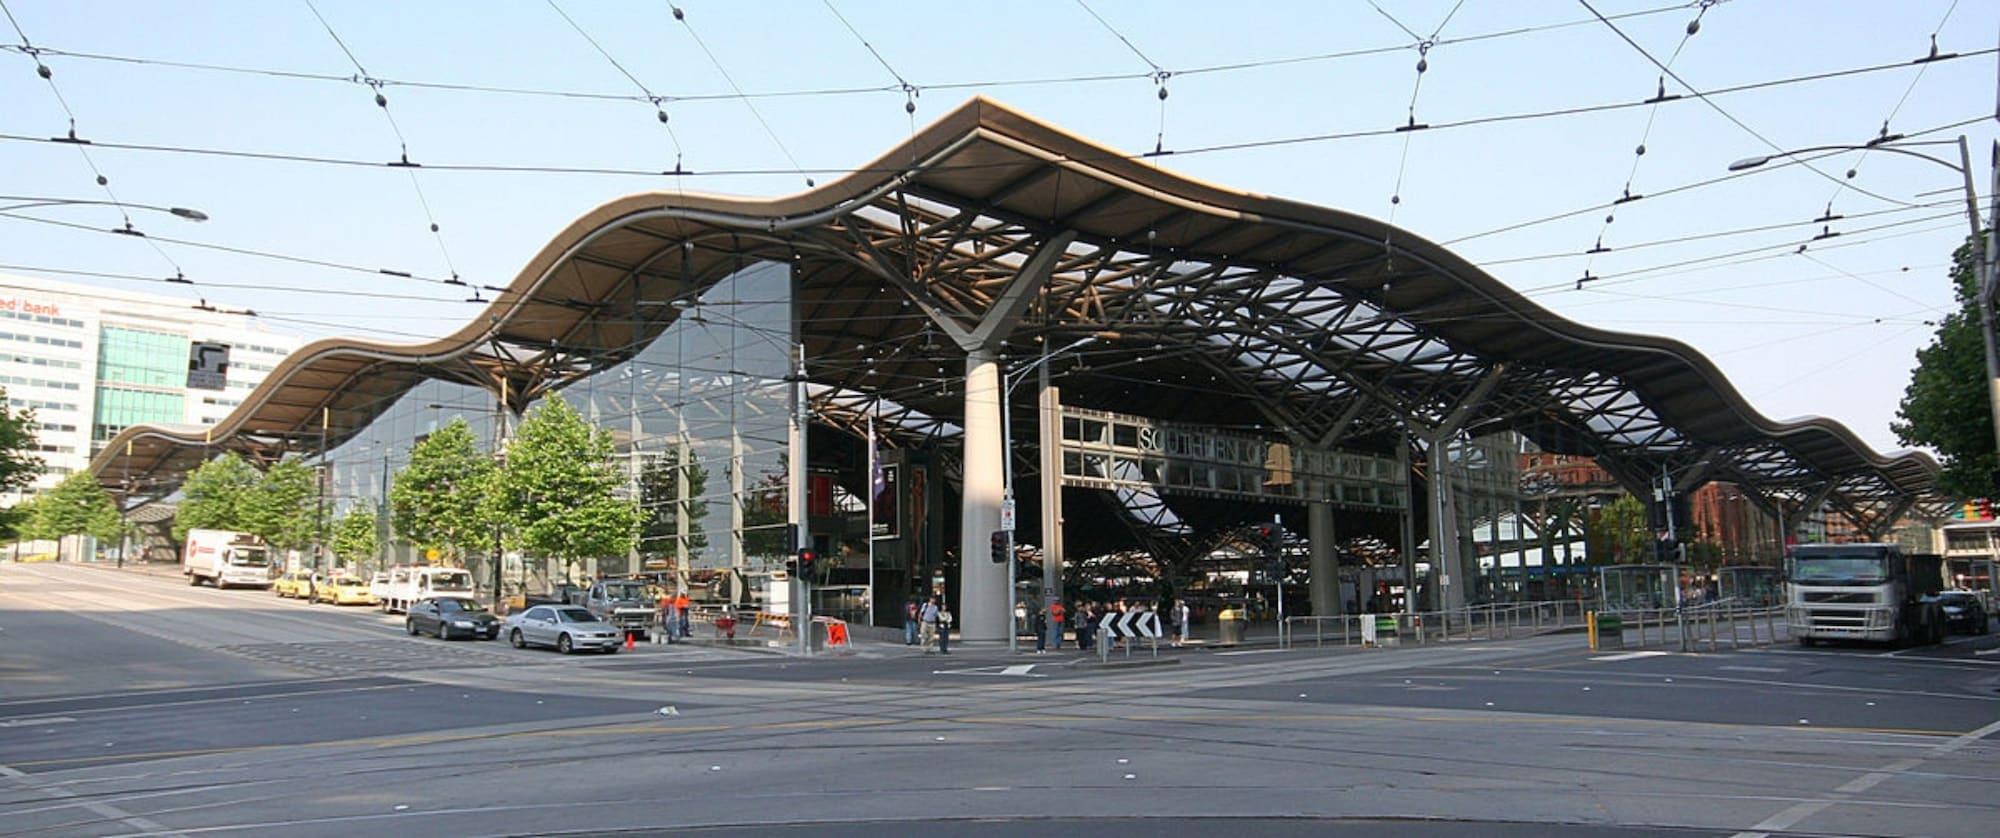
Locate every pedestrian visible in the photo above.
<box><xmin>1078</xmin><ymin>603</ymin><xmax>1096</xmax><ymax>651</ymax></box>
<box><xmin>1033</xmin><ymin>607</ymin><xmax>1048</xmax><ymax>653</ymax></box>
<box><xmin>658</xmin><ymin>591</ymin><xmax>676</xmax><ymax>644</ymax></box>
<box><xmin>674</xmin><ymin>589</ymin><xmax>692</xmax><ymax>639</ymax></box>
<box><xmin>1174</xmin><ymin>598</ymin><xmax>1191</xmax><ymax>648</ymax></box>
<box><xmin>903</xmin><ymin>597</ymin><xmax>920</xmax><ymax>646</ymax></box>
<box><xmin>920</xmin><ymin>596</ymin><xmax>941</xmax><ymax>654</ymax></box>
<box><xmin>1048</xmin><ymin>600</ymin><xmax>1066</xmax><ymax>651</ymax></box>
<box><xmin>937</xmin><ymin>602</ymin><xmax>954</xmax><ymax>655</ymax></box>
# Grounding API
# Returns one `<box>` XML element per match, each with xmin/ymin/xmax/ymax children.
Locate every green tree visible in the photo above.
<box><xmin>174</xmin><ymin>453</ymin><xmax>262</xmax><ymax>541</ymax></box>
<box><xmin>391</xmin><ymin>418</ymin><xmax>494</xmax><ymax>565</ymax></box>
<box><xmin>493</xmin><ymin>397</ymin><xmax>639</xmax><ymax>580</ymax></box>
<box><xmin>1894</xmin><ymin>238</ymin><xmax>1995</xmax><ymax>498</ymax></box>
<box><xmin>330</xmin><ymin>509</ymin><xmax>380</xmax><ymax>569</ymax></box>
<box><xmin>245</xmin><ymin>458</ymin><xmax>318</xmax><ymax>555</ymax></box>
<box><xmin>32</xmin><ymin>472</ymin><xmax>123</xmax><ymax>542</ymax></box>
<box><xmin>1586</xmin><ymin>494</ymin><xmax>1651</xmax><ymax>563</ymax></box>
<box><xmin>639</xmin><ymin>448</ymin><xmax>708</xmax><ymax>566</ymax></box>
<box><xmin>0</xmin><ymin>388</ymin><xmax>44</xmax><ymax>540</ymax></box>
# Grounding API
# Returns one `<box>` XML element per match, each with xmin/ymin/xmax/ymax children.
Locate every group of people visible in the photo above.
<box><xmin>902</xmin><ymin>595</ymin><xmax>955</xmax><ymax>654</ymax></box>
<box><xmin>657</xmin><ymin>589</ymin><xmax>693</xmax><ymax>641</ymax></box>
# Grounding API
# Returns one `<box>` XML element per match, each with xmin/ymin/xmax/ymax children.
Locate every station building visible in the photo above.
<box><xmin>88</xmin><ymin>99</ymin><xmax>1949</xmax><ymax>638</ymax></box>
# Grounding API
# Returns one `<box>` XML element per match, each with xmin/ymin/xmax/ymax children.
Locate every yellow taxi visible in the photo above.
<box><xmin>314</xmin><ymin>575</ymin><xmax>379</xmax><ymax>606</ymax></box>
<box><xmin>272</xmin><ymin>570</ymin><xmax>314</xmax><ymax>599</ymax></box>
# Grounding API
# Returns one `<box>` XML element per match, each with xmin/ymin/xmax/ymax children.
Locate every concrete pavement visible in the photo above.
<box><xmin>2</xmin><ymin>561</ymin><xmax>1995</xmax><ymax>836</ymax></box>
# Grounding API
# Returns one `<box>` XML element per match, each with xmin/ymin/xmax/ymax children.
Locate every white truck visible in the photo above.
<box><xmin>374</xmin><ymin>565</ymin><xmax>476</xmax><ymax>614</ymax></box>
<box><xmin>182</xmin><ymin>529</ymin><xmax>273</xmax><ymax>589</ymax></box>
<box><xmin>1788</xmin><ymin>543</ymin><xmax>1946</xmax><ymax>647</ymax></box>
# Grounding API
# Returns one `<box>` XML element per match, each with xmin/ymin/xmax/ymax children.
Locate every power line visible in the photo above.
<box><xmin>545</xmin><ymin>0</ymin><xmax>685</xmax><ymax>169</ymax></box>
<box><xmin>665</xmin><ymin>3</ymin><xmax>810</xmax><ymax>187</ymax></box>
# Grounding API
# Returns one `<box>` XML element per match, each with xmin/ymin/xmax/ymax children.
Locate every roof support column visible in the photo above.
<box><xmin>949</xmin><ymin>231</ymin><xmax>1076</xmax><ymax>644</ymax></box>
<box><xmin>1308</xmin><ymin>498</ymin><xmax>1340</xmax><ymax>617</ymax></box>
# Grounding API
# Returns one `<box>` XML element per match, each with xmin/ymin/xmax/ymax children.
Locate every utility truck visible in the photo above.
<box><xmin>374</xmin><ymin>565</ymin><xmax>476</xmax><ymax>614</ymax></box>
<box><xmin>182</xmin><ymin>529</ymin><xmax>272</xmax><ymax>589</ymax></box>
<box><xmin>583</xmin><ymin>578</ymin><xmax>657</xmax><ymax>637</ymax></box>
<box><xmin>1788</xmin><ymin>543</ymin><xmax>1945</xmax><ymax>647</ymax></box>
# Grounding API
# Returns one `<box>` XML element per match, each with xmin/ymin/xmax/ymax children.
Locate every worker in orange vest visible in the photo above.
<box><xmin>673</xmin><ymin>590</ymin><xmax>692</xmax><ymax>639</ymax></box>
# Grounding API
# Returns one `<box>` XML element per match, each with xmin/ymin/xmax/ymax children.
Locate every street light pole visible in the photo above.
<box><xmin>999</xmin><ymin>333</ymin><xmax>1111</xmax><ymax>654</ymax></box>
<box><xmin>1729</xmin><ymin>135</ymin><xmax>2000</xmax><ymax>490</ymax></box>
<box><xmin>0</xmin><ymin>196</ymin><xmax>210</xmax><ymax>221</ymax></box>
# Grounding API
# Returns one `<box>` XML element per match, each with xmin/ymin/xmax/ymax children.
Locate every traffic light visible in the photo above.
<box><xmin>990</xmin><ymin>530</ymin><xmax>1010</xmax><ymax>564</ymax></box>
<box><xmin>796</xmin><ymin>548</ymin><xmax>818</xmax><ymax>577</ymax></box>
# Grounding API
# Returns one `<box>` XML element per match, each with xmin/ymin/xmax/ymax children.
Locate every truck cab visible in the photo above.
<box><xmin>1788</xmin><ymin>543</ymin><xmax>1945</xmax><ymax>646</ymax></box>
<box><xmin>585</xmin><ymin>579</ymin><xmax>656</xmax><ymax>636</ymax></box>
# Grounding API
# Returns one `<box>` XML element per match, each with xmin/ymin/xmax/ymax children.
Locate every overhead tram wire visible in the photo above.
<box><xmin>0</xmin><ymin>51</ymin><xmax>1985</xmax><ymax>187</ymax></box>
<box><xmin>1574</xmin><ymin>0</ymin><xmax>1718</xmax><ymax>291</ymax></box>
<box><xmin>1479</xmin><ymin>198</ymin><xmax>1958</xmax><ymax>266</ymax></box>
<box><xmin>0</xmin><ymin>0</ymin><xmax>184</xmax><ymax>277</ymax></box>
<box><xmin>664</xmin><ymin>3</ymin><xmax>812</xmax><ymax>188</ymax></box>
<box><xmin>1074</xmin><ymin>0</ymin><xmax>1175</xmax><ymax>154</ymax></box>
<box><xmin>1371</xmin><ymin>0</ymin><xmax>1467</xmax><ymax>231</ymax></box>
<box><xmin>1444</xmin><ymin>112</ymin><xmax>1990</xmax><ymax>246</ymax></box>
<box><xmin>1577</xmin><ymin>0</ymin><xmax>1916</xmax><ymax>209</ymax></box>
<box><xmin>302</xmin><ymin>0</ymin><xmax>469</xmax><ymax>295</ymax></box>
<box><xmin>822</xmin><ymin>0</ymin><xmax>921</xmax><ymax>126</ymax></box>
<box><xmin>545</xmin><ymin>0</ymin><xmax>687</xmax><ymax>175</ymax></box>
<box><xmin>0</xmin><ymin>3</ymin><xmax>1697</xmax><ymax>111</ymax></box>
<box><xmin>1819</xmin><ymin>0</ymin><xmax>1963</xmax><ymax>220</ymax></box>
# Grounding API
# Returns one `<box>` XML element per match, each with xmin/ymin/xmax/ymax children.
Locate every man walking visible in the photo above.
<box><xmin>903</xmin><ymin>597</ymin><xmax>920</xmax><ymax>646</ymax></box>
<box><xmin>1173</xmin><ymin>598</ymin><xmax>1191</xmax><ymax>648</ymax></box>
<box><xmin>1049</xmin><ymin>600</ymin><xmax>1067</xmax><ymax>651</ymax></box>
<box><xmin>937</xmin><ymin>601</ymin><xmax>953</xmax><ymax>655</ymax></box>
<box><xmin>674</xmin><ymin>589</ymin><xmax>692</xmax><ymax>639</ymax></box>
<box><xmin>1032</xmin><ymin>607</ymin><xmax>1048</xmax><ymax>654</ymax></box>
<box><xmin>920</xmin><ymin>596</ymin><xmax>940</xmax><ymax>654</ymax></box>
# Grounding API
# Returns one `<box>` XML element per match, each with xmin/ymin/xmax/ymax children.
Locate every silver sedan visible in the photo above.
<box><xmin>503</xmin><ymin>604</ymin><xmax>625</xmax><ymax>654</ymax></box>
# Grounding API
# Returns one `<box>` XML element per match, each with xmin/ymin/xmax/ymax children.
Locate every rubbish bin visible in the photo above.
<box><xmin>1218</xmin><ymin>607</ymin><xmax>1246</xmax><ymax>645</ymax></box>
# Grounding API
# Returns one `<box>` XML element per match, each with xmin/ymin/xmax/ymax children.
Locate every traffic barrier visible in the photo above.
<box><xmin>813</xmin><ymin>616</ymin><xmax>851</xmax><ymax>652</ymax></box>
<box><xmin>1587</xmin><ymin>611</ymin><xmax>1624</xmax><ymax>651</ymax></box>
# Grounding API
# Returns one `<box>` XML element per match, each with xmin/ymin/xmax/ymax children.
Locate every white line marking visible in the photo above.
<box><xmin>0</xmin><ymin>716</ymin><xmax>76</xmax><ymax>728</ymax></box>
<box><xmin>1214</xmin><ymin>649</ymin><xmax>1290</xmax><ymax>656</ymax></box>
<box><xmin>1729</xmin><ymin>716</ymin><xmax>2000</xmax><ymax>838</ymax></box>
<box><xmin>1590</xmin><ymin>651</ymin><xmax>1670</xmax><ymax>662</ymax></box>
<box><xmin>1717</xmin><ymin>665</ymin><xmax>1786</xmax><ymax>674</ymax></box>
<box><xmin>998</xmin><ymin>665</ymin><xmax>1038</xmax><ymax>676</ymax></box>
<box><xmin>0</xmin><ymin>761</ymin><xmax>182</xmax><ymax>835</ymax></box>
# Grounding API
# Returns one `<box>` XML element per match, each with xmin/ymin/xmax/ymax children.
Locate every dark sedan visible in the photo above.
<box><xmin>1930</xmin><ymin>592</ymin><xmax>1991</xmax><ymax>636</ymax></box>
<box><xmin>406</xmin><ymin>597</ymin><xmax>500</xmax><ymax>641</ymax></box>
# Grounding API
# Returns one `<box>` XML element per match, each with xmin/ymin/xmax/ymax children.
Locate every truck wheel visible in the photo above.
<box><xmin>189</xmin><ymin>574</ymin><xmax>200</xmax><ymax>587</ymax></box>
<box><xmin>557</xmin><ymin>634</ymin><xmax>574</xmax><ymax>655</ymax></box>
<box><xmin>509</xmin><ymin>629</ymin><xmax>526</xmax><ymax>649</ymax></box>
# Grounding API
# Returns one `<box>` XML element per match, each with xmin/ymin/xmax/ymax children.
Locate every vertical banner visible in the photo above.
<box><xmin>872</xmin><ymin>464</ymin><xmax>900</xmax><ymax>538</ymax></box>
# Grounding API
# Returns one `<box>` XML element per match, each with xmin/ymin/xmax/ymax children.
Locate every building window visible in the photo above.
<box><xmin>0</xmin><ymin>330</ymin><xmax>84</xmax><ymax>350</ymax></box>
<box><xmin>92</xmin><ymin>387</ymin><xmax>184</xmax><ymax>438</ymax></box>
<box><xmin>0</xmin><ymin>310</ymin><xmax>85</xmax><ymax>329</ymax></box>
<box><xmin>97</xmin><ymin>326</ymin><xmax>190</xmax><ymax>389</ymax></box>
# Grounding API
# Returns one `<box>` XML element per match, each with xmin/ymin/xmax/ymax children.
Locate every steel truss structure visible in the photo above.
<box><xmin>91</xmin><ymin>97</ymin><xmax>1943</xmax><ymax>554</ymax></box>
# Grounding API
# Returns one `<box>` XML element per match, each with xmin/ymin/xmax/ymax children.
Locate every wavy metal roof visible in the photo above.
<box><xmin>91</xmin><ymin>97</ymin><xmax>1941</xmax><ymax>530</ymax></box>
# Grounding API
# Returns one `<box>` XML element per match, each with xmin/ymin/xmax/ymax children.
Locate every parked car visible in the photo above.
<box><xmin>315</xmin><ymin>575</ymin><xmax>380</xmax><ymax>607</ymax></box>
<box><xmin>407</xmin><ymin>596</ymin><xmax>501</xmax><ymax>640</ymax></box>
<box><xmin>1930</xmin><ymin>591</ymin><xmax>1991</xmax><ymax>635</ymax></box>
<box><xmin>503</xmin><ymin>604</ymin><xmax>622</xmax><ymax>654</ymax></box>
<box><xmin>272</xmin><ymin>570</ymin><xmax>314</xmax><ymax>599</ymax></box>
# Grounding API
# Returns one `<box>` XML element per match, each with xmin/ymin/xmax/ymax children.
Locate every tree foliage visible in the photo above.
<box><xmin>493</xmin><ymin>397</ymin><xmax>639</xmax><ymax>576</ymax></box>
<box><xmin>390</xmin><ymin>418</ymin><xmax>495</xmax><ymax>564</ymax></box>
<box><xmin>330</xmin><ymin>509</ymin><xmax>379</xmax><ymax>568</ymax></box>
<box><xmin>173</xmin><ymin>453</ymin><xmax>262</xmax><ymax>542</ymax></box>
<box><xmin>245</xmin><ymin>458</ymin><xmax>318</xmax><ymax>554</ymax></box>
<box><xmin>1586</xmin><ymin>494</ymin><xmax>1652</xmax><ymax>563</ymax></box>
<box><xmin>1894</xmin><ymin>238</ymin><xmax>1995</xmax><ymax>498</ymax></box>
<box><xmin>0</xmin><ymin>388</ymin><xmax>44</xmax><ymax>539</ymax></box>
<box><xmin>32</xmin><ymin>472</ymin><xmax>123</xmax><ymax>542</ymax></box>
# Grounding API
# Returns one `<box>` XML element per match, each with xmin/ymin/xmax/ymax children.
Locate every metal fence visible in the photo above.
<box><xmin>1603</xmin><ymin>601</ymin><xmax>1790</xmax><ymax>652</ymax></box>
<box><xmin>1279</xmin><ymin>600</ymin><xmax>1588</xmax><ymax>649</ymax></box>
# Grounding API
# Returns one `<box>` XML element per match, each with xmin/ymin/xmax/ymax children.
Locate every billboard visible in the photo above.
<box><xmin>187</xmin><ymin>341</ymin><xmax>231</xmax><ymax>390</ymax></box>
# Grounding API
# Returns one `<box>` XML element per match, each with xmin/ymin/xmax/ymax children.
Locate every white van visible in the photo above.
<box><xmin>183</xmin><ymin>529</ymin><xmax>272</xmax><ymax>589</ymax></box>
<box><xmin>377</xmin><ymin>566</ymin><xmax>476</xmax><ymax>613</ymax></box>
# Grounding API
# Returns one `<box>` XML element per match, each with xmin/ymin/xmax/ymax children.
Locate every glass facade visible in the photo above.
<box><xmin>321</xmin><ymin>261</ymin><xmax>794</xmax><ymax>599</ymax></box>
<box><xmin>94</xmin><ymin>326</ymin><xmax>190</xmax><ymax>442</ymax></box>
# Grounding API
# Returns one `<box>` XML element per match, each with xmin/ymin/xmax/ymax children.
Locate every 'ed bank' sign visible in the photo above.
<box><xmin>0</xmin><ymin>297</ymin><xmax>62</xmax><ymax>317</ymax></box>
<box><xmin>187</xmin><ymin>341</ymin><xmax>231</xmax><ymax>391</ymax></box>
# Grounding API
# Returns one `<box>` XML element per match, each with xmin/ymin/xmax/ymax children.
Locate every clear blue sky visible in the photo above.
<box><xmin>2</xmin><ymin>0</ymin><xmax>1994</xmax><ymax>455</ymax></box>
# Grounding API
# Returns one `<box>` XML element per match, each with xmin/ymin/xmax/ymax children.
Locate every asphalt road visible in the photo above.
<box><xmin>2</xmin><ymin>561</ymin><xmax>1996</xmax><ymax>836</ymax></box>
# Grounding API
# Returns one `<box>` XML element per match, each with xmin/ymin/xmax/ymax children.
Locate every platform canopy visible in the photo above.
<box><xmin>90</xmin><ymin>97</ymin><xmax>1944</xmax><ymax>534</ymax></box>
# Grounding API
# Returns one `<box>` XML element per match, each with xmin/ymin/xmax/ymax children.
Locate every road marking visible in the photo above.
<box><xmin>1729</xmin><ymin>715</ymin><xmax>2000</xmax><ymax>838</ymax></box>
<box><xmin>932</xmin><ymin>664</ymin><xmax>1046</xmax><ymax>678</ymax></box>
<box><xmin>1214</xmin><ymin>648</ymin><xmax>1290</xmax><ymax>656</ymax></box>
<box><xmin>998</xmin><ymin>664</ymin><xmax>1038</xmax><ymax>676</ymax></box>
<box><xmin>0</xmin><ymin>716</ymin><xmax>75</xmax><ymax>728</ymax></box>
<box><xmin>1717</xmin><ymin>665</ymin><xmax>1786</xmax><ymax>674</ymax></box>
<box><xmin>1590</xmin><ymin>651</ymin><xmax>1670</xmax><ymax>662</ymax></box>
<box><xmin>0</xmin><ymin>761</ymin><xmax>182</xmax><ymax>836</ymax></box>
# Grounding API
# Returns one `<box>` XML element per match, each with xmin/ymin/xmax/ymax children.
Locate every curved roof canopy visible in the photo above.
<box><xmin>91</xmin><ymin>97</ymin><xmax>1943</xmax><ymax>531</ymax></box>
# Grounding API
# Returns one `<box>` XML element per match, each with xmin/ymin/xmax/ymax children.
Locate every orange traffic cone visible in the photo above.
<box><xmin>625</xmin><ymin>631</ymin><xmax>636</xmax><ymax>651</ymax></box>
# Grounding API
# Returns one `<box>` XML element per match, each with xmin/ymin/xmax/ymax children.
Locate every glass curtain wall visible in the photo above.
<box><xmin>319</xmin><ymin>260</ymin><xmax>794</xmax><ymax>602</ymax></box>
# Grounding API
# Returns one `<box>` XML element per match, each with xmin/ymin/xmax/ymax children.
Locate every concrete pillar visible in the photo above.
<box><xmin>959</xmin><ymin>348</ymin><xmax>1006</xmax><ymax>641</ymax></box>
<box><xmin>1308</xmin><ymin>500</ymin><xmax>1339</xmax><ymax>616</ymax></box>
<box><xmin>1432</xmin><ymin>435</ymin><xmax>1467</xmax><ymax>612</ymax></box>
<box><xmin>1398</xmin><ymin>438</ymin><xmax>1416</xmax><ymax>615</ymax></box>
<box><xmin>1038</xmin><ymin>382</ymin><xmax>1065</xmax><ymax>610</ymax></box>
